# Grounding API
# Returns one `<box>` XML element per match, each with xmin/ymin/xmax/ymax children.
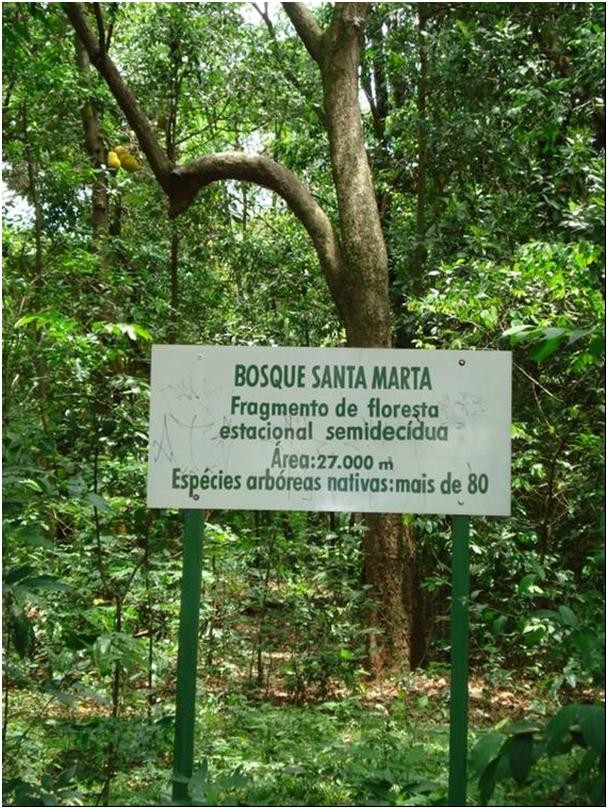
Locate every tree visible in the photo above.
<box><xmin>64</xmin><ymin>1</ymin><xmax>420</xmax><ymax>673</ymax></box>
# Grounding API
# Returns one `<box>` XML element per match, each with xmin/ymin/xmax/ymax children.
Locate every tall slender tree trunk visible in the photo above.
<box><xmin>166</xmin><ymin>34</ymin><xmax>181</xmax><ymax>346</ymax></box>
<box><xmin>22</xmin><ymin>104</ymin><xmax>43</xmax><ymax>289</ymax></box>
<box><xmin>169</xmin><ymin>226</ymin><xmax>179</xmax><ymax>344</ymax></box>
<box><xmin>74</xmin><ymin>37</ymin><xmax>109</xmax><ymax>240</ymax></box>
<box><xmin>412</xmin><ymin>4</ymin><xmax>429</xmax><ymax>297</ymax></box>
<box><xmin>288</xmin><ymin>3</ymin><xmax>419</xmax><ymax>673</ymax></box>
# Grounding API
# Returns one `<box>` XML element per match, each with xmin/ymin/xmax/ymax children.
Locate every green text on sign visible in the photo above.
<box><xmin>147</xmin><ymin>346</ymin><xmax>511</xmax><ymax>516</ymax></box>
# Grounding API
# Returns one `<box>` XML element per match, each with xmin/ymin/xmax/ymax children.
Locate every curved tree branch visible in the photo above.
<box><xmin>281</xmin><ymin>3</ymin><xmax>325</xmax><ymax>64</ymax></box>
<box><xmin>169</xmin><ymin>152</ymin><xmax>344</xmax><ymax>291</ymax></box>
<box><xmin>64</xmin><ymin>3</ymin><xmax>345</xmax><ymax>310</ymax></box>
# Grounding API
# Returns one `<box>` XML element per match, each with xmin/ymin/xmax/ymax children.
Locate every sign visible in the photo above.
<box><xmin>147</xmin><ymin>346</ymin><xmax>511</xmax><ymax>515</ymax></box>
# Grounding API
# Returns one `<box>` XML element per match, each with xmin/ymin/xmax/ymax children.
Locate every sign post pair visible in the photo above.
<box><xmin>147</xmin><ymin>345</ymin><xmax>512</xmax><ymax>804</ymax></box>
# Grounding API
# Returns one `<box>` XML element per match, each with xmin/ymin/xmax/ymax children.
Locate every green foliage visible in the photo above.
<box><xmin>172</xmin><ymin>759</ymin><xmax>250</xmax><ymax>807</ymax></box>
<box><xmin>194</xmin><ymin>515</ymin><xmax>372</xmax><ymax>698</ymax></box>
<box><xmin>166</xmin><ymin>694</ymin><xmax>451</xmax><ymax>806</ymax></box>
<box><xmin>471</xmin><ymin>703</ymin><xmax>605</xmax><ymax>805</ymax></box>
<box><xmin>408</xmin><ymin>232</ymin><xmax>604</xmax><ymax>686</ymax></box>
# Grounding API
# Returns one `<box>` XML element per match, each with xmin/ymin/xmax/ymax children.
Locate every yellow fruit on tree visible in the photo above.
<box><xmin>107</xmin><ymin>150</ymin><xmax>121</xmax><ymax>169</ymax></box>
<box><xmin>121</xmin><ymin>154</ymin><xmax>140</xmax><ymax>172</ymax></box>
<box><xmin>115</xmin><ymin>145</ymin><xmax>129</xmax><ymax>159</ymax></box>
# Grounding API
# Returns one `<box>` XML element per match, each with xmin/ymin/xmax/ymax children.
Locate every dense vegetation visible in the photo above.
<box><xmin>2</xmin><ymin>2</ymin><xmax>605</xmax><ymax>806</ymax></box>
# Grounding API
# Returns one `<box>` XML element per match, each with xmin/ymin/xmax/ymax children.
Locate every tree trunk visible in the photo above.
<box><xmin>362</xmin><ymin>515</ymin><xmax>424</xmax><ymax>671</ymax></box>
<box><xmin>168</xmin><ymin>225</ymin><xmax>179</xmax><ymax>345</ymax></box>
<box><xmin>302</xmin><ymin>3</ymin><xmax>418</xmax><ymax>674</ymax></box>
<box><xmin>320</xmin><ymin>4</ymin><xmax>391</xmax><ymax>349</ymax></box>
<box><xmin>412</xmin><ymin>4</ymin><xmax>429</xmax><ymax>298</ymax></box>
<box><xmin>65</xmin><ymin>0</ymin><xmax>421</xmax><ymax>675</ymax></box>
<box><xmin>22</xmin><ymin>104</ymin><xmax>43</xmax><ymax>289</ymax></box>
<box><xmin>74</xmin><ymin>36</ymin><xmax>109</xmax><ymax>240</ymax></box>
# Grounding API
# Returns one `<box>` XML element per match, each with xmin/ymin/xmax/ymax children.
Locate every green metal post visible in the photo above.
<box><xmin>172</xmin><ymin>509</ymin><xmax>204</xmax><ymax>804</ymax></box>
<box><xmin>448</xmin><ymin>515</ymin><xmax>470</xmax><ymax>806</ymax></box>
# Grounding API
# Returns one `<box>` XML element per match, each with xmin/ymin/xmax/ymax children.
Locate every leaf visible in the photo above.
<box><xmin>4</xmin><ymin>663</ymin><xmax>30</xmax><ymax>687</ymax></box>
<box><xmin>67</xmin><ymin>475</ymin><xmax>87</xmax><ymax>496</ymax></box>
<box><xmin>504</xmin><ymin>720</ymin><xmax>541</xmax><ymax>735</ymax></box>
<box><xmin>507</xmin><ymin>732</ymin><xmax>534</xmax><ymax>785</ymax></box>
<box><xmin>589</xmin><ymin>773</ymin><xmax>606</xmax><ymax>805</ymax></box>
<box><xmin>517</xmin><ymin>574</ymin><xmax>543</xmax><ymax>595</ymax></box>
<box><xmin>19</xmin><ymin>574</ymin><xmax>70</xmax><ymax>592</ymax></box>
<box><xmin>531</xmin><ymin>336</ymin><xmax>563</xmax><ymax>362</ymax></box>
<box><xmin>588</xmin><ymin>334</ymin><xmax>605</xmax><ymax>359</ymax></box>
<box><xmin>12</xmin><ymin>525</ymin><xmax>51</xmax><ymax>548</ymax></box>
<box><xmin>131</xmin><ymin>323</ymin><xmax>154</xmax><ymax>341</ymax></box>
<box><xmin>558</xmin><ymin>605</ymin><xmax>578</xmax><ymax>627</ymax></box>
<box><xmin>479</xmin><ymin>307</ymin><xmax>498</xmax><ymax>327</ymax></box>
<box><xmin>502</xmin><ymin>324</ymin><xmax>535</xmax><ymax>338</ymax></box>
<box><xmin>189</xmin><ymin>759</ymin><xmax>209</xmax><ymax>788</ymax></box>
<box><xmin>521</xmin><ymin>624</ymin><xmax>546</xmax><ymax>647</ymax></box>
<box><xmin>455</xmin><ymin>18</ymin><xmax>470</xmax><ymax>37</ymax></box>
<box><xmin>282</xmin><ymin>764</ymin><xmax>306</xmax><ymax>776</ymax></box>
<box><xmin>57</xmin><ymin>764</ymin><xmax>78</xmax><ymax>787</ymax></box>
<box><xmin>63</xmin><ymin>628</ymin><xmax>99</xmax><ymax>651</ymax></box>
<box><xmin>92</xmin><ymin>634</ymin><xmax>113</xmax><ymax>675</ymax></box>
<box><xmin>42</xmin><ymin>685</ymin><xmax>77</xmax><ymax>707</ymax></box>
<box><xmin>85</xmin><ymin>492</ymin><xmax>111</xmax><ymax>511</ymax></box>
<box><xmin>539</xmin><ymin>327</ymin><xmax>568</xmax><ymax>341</ymax></box>
<box><xmin>491</xmin><ymin>615</ymin><xmax>508</xmax><ymax>635</ymax></box>
<box><xmin>95</xmin><ymin>321</ymin><xmax>153</xmax><ymax>342</ymax></box>
<box><xmin>478</xmin><ymin>756</ymin><xmax>499</xmax><ymax>805</ymax></box>
<box><xmin>14</xmin><ymin>313</ymin><xmax>44</xmax><ymax>328</ymax></box>
<box><xmin>9</xmin><ymin>604</ymin><xmax>35</xmax><ymax>658</ymax></box>
<box><xmin>577</xmin><ymin>704</ymin><xmax>605</xmax><ymax>754</ymax></box>
<box><xmin>4</xmin><ymin>564</ymin><xmax>35</xmax><ymax>585</ymax></box>
<box><xmin>567</xmin><ymin>328</ymin><xmax>591</xmax><ymax>345</ymax></box>
<box><xmin>470</xmin><ymin>730</ymin><xmax>505</xmax><ymax>776</ymax></box>
<box><xmin>578</xmin><ymin>747</ymin><xmax>600</xmax><ymax>778</ymax></box>
<box><xmin>545</xmin><ymin>704</ymin><xmax>580</xmax><ymax>755</ymax></box>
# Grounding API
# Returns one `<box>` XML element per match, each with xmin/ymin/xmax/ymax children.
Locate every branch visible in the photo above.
<box><xmin>65</xmin><ymin>3</ymin><xmax>346</xmax><ymax>312</ymax></box>
<box><xmin>63</xmin><ymin>3</ymin><xmax>172</xmax><ymax>191</ymax></box>
<box><xmin>169</xmin><ymin>152</ymin><xmax>343</xmax><ymax>289</ymax></box>
<box><xmin>281</xmin><ymin>2</ymin><xmax>325</xmax><ymax>64</ymax></box>
<box><xmin>92</xmin><ymin>3</ymin><xmax>105</xmax><ymax>54</ymax></box>
<box><xmin>254</xmin><ymin>3</ymin><xmax>325</xmax><ymax>125</ymax></box>
<box><xmin>105</xmin><ymin>4</ymin><xmax>118</xmax><ymax>53</ymax></box>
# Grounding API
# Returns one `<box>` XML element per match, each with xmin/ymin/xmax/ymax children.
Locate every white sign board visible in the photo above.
<box><xmin>147</xmin><ymin>346</ymin><xmax>511</xmax><ymax>515</ymax></box>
